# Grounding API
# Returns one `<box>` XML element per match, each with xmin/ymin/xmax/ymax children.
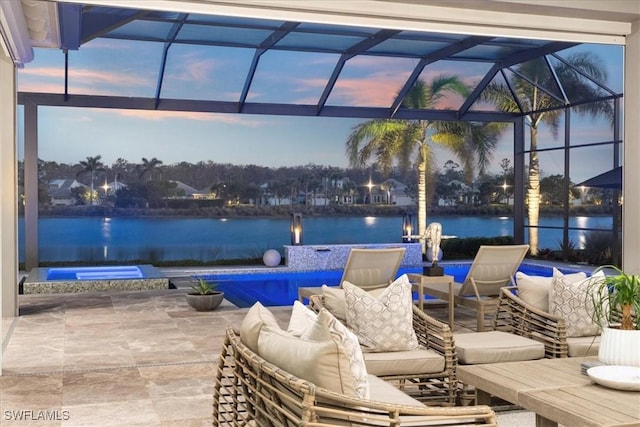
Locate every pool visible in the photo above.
<box><xmin>200</xmin><ymin>263</ymin><xmax>588</xmax><ymax>308</ymax></box>
<box><xmin>46</xmin><ymin>266</ymin><xmax>145</xmax><ymax>280</ymax></box>
<box><xmin>22</xmin><ymin>264</ymin><xmax>170</xmax><ymax>294</ymax></box>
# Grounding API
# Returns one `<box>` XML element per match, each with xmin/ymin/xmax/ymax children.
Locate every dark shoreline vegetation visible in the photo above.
<box><xmin>24</xmin><ymin>203</ymin><xmax>616</xmax><ymax>270</ymax></box>
<box><xmin>36</xmin><ymin>202</ymin><xmax>614</xmax><ymax>218</ymax></box>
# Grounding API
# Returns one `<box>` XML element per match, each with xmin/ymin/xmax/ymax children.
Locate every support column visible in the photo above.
<box><xmin>24</xmin><ymin>97</ymin><xmax>38</xmax><ymax>270</ymax></box>
<box><xmin>623</xmin><ymin>21</ymin><xmax>640</xmax><ymax>273</ymax></box>
<box><xmin>1</xmin><ymin>46</ymin><xmax>20</xmax><ymax>377</ymax></box>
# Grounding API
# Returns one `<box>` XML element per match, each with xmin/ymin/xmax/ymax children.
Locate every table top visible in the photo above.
<box><xmin>457</xmin><ymin>357</ymin><xmax>640</xmax><ymax>427</ymax></box>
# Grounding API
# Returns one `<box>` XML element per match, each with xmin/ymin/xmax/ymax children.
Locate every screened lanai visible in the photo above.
<box><xmin>2</xmin><ymin>1</ymin><xmax>640</xmax><ymax>325</ymax></box>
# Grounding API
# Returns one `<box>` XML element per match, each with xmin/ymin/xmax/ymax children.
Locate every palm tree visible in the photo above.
<box><xmin>480</xmin><ymin>52</ymin><xmax>613</xmax><ymax>255</ymax></box>
<box><xmin>138</xmin><ymin>157</ymin><xmax>164</xmax><ymax>181</ymax></box>
<box><xmin>77</xmin><ymin>155</ymin><xmax>105</xmax><ymax>206</ymax></box>
<box><xmin>346</xmin><ymin>77</ymin><xmax>502</xmax><ymax>254</ymax></box>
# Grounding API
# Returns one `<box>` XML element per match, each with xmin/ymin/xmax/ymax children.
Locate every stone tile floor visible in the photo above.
<box><xmin>1</xmin><ymin>288</ymin><xmax>534</xmax><ymax>426</ymax></box>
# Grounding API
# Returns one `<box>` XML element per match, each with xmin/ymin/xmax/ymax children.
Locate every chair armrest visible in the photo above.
<box><xmin>411</xmin><ymin>305</ymin><xmax>457</xmax><ymax>369</ymax></box>
<box><xmin>494</xmin><ymin>286</ymin><xmax>568</xmax><ymax>358</ymax></box>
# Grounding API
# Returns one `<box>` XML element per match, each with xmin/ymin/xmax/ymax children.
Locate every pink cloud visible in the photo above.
<box><xmin>20</xmin><ymin>66</ymin><xmax>150</xmax><ymax>88</ymax></box>
<box><xmin>109</xmin><ymin>109</ymin><xmax>267</xmax><ymax>126</ymax></box>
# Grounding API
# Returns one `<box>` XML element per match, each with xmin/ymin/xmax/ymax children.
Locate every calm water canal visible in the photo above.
<box><xmin>18</xmin><ymin>215</ymin><xmax>612</xmax><ymax>263</ymax></box>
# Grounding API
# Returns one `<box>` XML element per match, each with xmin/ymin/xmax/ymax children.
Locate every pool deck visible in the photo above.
<box><xmin>2</xmin><ymin>260</ymin><xmax>593</xmax><ymax>426</ymax></box>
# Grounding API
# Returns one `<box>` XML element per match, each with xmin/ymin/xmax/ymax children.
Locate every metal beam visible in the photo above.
<box><xmin>18</xmin><ymin>92</ymin><xmax>519</xmax><ymax>122</ymax></box>
<box><xmin>317</xmin><ymin>29</ymin><xmax>399</xmax><ymax>114</ymax></box>
<box><xmin>390</xmin><ymin>35</ymin><xmax>493</xmax><ymax>117</ymax></box>
<box><xmin>238</xmin><ymin>22</ymin><xmax>299</xmax><ymax>112</ymax></box>
<box><xmin>57</xmin><ymin>3</ymin><xmax>82</xmax><ymax>50</ymax></box>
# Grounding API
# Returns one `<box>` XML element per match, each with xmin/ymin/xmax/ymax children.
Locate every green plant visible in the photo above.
<box><xmin>190</xmin><ymin>278</ymin><xmax>219</xmax><ymax>295</ymax></box>
<box><xmin>588</xmin><ymin>265</ymin><xmax>640</xmax><ymax>330</ymax></box>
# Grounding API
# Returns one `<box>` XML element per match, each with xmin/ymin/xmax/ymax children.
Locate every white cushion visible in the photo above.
<box><xmin>454</xmin><ymin>331</ymin><xmax>545</xmax><ymax>364</ymax></box>
<box><xmin>363</xmin><ymin>348</ymin><xmax>445</xmax><ymax>376</ymax></box>
<box><xmin>258</xmin><ymin>320</ymin><xmax>368</xmax><ymax>399</ymax></box>
<box><xmin>287</xmin><ymin>300</ymin><xmax>318</xmax><ymax>337</ymax></box>
<box><xmin>343</xmin><ymin>274</ymin><xmax>419</xmax><ymax>353</ymax></box>
<box><xmin>517</xmin><ymin>268</ymin><xmax>586</xmax><ymax>312</ymax></box>
<box><xmin>550</xmin><ymin>270</ymin><xmax>605</xmax><ymax>337</ymax></box>
<box><xmin>321</xmin><ymin>285</ymin><xmax>387</xmax><ymax>323</ymax></box>
<box><xmin>240</xmin><ymin>302</ymin><xmax>281</xmax><ymax>353</ymax></box>
<box><xmin>302</xmin><ymin>309</ymin><xmax>369</xmax><ymax>399</ymax></box>
<box><xmin>366</xmin><ymin>375</ymin><xmax>424</xmax><ymax>408</ymax></box>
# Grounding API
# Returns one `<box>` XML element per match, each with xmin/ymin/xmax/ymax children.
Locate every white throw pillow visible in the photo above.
<box><xmin>550</xmin><ymin>270</ymin><xmax>605</xmax><ymax>337</ymax></box>
<box><xmin>517</xmin><ymin>268</ymin><xmax>586</xmax><ymax>312</ymax></box>
<box><xmin>287</xmin><ymin>300</ymin><xmax>318</xmax><ymax>337</ymax></box>
<box><xmin>343</xmin><ymin>274</ymin><xmax>419</xmax><ymax>352</ymax></box>
<box><xmin>258</xmin><ymin>317</ymin><xmax>369</xmax><ymax>399</ymax></box>
<box><xmin>240</xmin><ymin>302</ymin><xmax>281</xmax><ymax>353</ymax></box>
<box><xmin>548</xmin><ymin>268</ymin><xmax>589</xmax><ymax>313</ymax></box>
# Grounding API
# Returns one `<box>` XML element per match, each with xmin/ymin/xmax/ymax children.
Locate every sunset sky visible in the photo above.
<box><xmin>17</xmin><ymin>37</ymin><xmax>623</xmax><ymax>183</ymax></box>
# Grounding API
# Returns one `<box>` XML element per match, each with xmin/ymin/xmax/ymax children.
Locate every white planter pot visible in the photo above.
<box><xmin>598</xmin><ymin>326</ymin><xmax>640</xmax><ymax>367</ymax></box>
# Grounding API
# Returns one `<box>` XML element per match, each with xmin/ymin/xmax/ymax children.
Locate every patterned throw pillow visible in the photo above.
<box><xmin>517</xmin><ymin>268</ymin><xmax>586</xmax><ymax>312</ymax></box>
<box><xmin>343</xmin><ymin>274</ymin><xmax>419</xmax><ymax>352</ymax></box>
<box><xmin>550</xmin><ymin>270</ymin><xmax>605</xmax><ymax>337</ymax></box>
<box><xmin>321</xmin><ymin>285</ymin><xmax>388</xmax><ymax>323</ymax></box>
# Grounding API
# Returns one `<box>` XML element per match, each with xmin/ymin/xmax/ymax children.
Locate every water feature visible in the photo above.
<box><xmin>19</xmin><ymin>215</ymin><xmax>613</xmax><ymax>264</ymax></box>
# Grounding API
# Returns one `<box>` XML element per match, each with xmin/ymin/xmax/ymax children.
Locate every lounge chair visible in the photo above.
<box><xmin>297</xmin><ymin>247</ymin><xmax>406</xmax><ymax>301</ymax></box>
<box><xmin>419</xmin><ymin>244</ymin><xmax>529</xmax><ymax>331</ymax></box>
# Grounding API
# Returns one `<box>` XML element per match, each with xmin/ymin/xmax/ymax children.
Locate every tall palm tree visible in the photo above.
<box><xmin>346</xmin><ymin>77</ymin><xmax>502</xmax><ymax>253</ymax></box>
<box><xmin>77</xmin><ymin>155</ymin><xmax>104</xmax><ymax>206</ymax></box>
<box><xmin>480</xmin><ymin>52</ymin><xmax>613</xmax><ymax>255</ymax></box>
<box><xmin>138</xmin><ymin>157</ymin><xmax>164</xmax><ymax>181</ymax></box>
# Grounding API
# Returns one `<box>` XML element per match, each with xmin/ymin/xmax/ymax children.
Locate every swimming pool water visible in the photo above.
<box><xmin>200</xmin><ymin>263</ymin><xmax>586</xmax><ymax>308</ymax></box>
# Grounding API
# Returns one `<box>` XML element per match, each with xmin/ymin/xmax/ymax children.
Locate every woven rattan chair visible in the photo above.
<box><xmin>493</xmin><ymin>286</ymin><xmax>571</xmax><ymax>358</ymax></box>
<box><xmin>214</xmin><ymin>327</ymin><xmax>497</xmax><ymax>427</ymax></box>
<box><xmin>309</xmin><ymin>294</ymin><xmax>458</xmax><ymax>406</ymax></box>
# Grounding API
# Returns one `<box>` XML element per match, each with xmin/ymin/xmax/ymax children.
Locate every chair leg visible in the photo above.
<box><xmin>476</xmin><ymin>307</ymin><xmax>485</xmax><ymax>332</ymax></box>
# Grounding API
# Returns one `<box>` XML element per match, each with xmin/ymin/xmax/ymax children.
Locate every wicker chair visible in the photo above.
<box><xmin>309</xmin><ymin>294</ymin><xmax>458</xmax><ymax>406</ymax></box>
<box><xmin>493</xmin><ymin>286</ymin><xmax>593</xmax><ymax>359</ymax></box>
<box><xmin>213</xmin><ymin>327</ymin><xmax>497</xmax><ymax>427</ymax></box>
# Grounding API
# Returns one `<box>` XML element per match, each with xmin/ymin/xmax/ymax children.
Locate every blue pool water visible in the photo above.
<box><xmin>200</xmin><ymin>263</ymin><xmax>586</xmax><ymax>308</ymax></box>
<box><xmin>46</xmin><ymin>266</ymin><xmax>145</xmax><ymax>280</ymax></box>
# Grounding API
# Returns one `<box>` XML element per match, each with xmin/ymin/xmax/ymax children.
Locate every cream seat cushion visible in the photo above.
<box><xmin>343</xmin><ymin>275</ymin><xmax>419</xmax><ymax>352</ymax></box>
<box><xmin>367</xmin><ymin>374</ymin><xmax>424</xmax><ymax>407</ymax></box>
<box><xmin>567</xmin><ymin>335</ymin><xmax>600</xmax><ymax>357</ymax></box>
<box><xmin>516</xmin><ymin>268</ymin><xmax>586</xmax><ymax>312</ymax></box>
<box><xmin>363</xmin><ymin>348</ymin><xmax>445</xmax><ymax>376</ymax></box>
<box><xmin>454</xmin><ymin>331</ymin><xmax>545</xmax><ymax>364</ymax></box>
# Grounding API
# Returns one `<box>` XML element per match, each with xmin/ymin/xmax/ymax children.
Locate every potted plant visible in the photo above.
<box><xmin>588</xmin><ymin>265</ymin><xmax>640</xmax><ymax>366</ymax></box>
<box><xmin>186</xmin><ymin>278</ymin><xmax>224</xmax><ymax>311</ymax></box>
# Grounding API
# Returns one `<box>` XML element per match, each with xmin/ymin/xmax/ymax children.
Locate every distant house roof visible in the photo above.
<box><xmin>170</xmin><ymin>180</ymin><xmax>200</xmax><ymax>197</ymax></box>
<box><xmin>48</xmin><ymin>179</ymin><xmax>88</xmax><ymax>198</ymax></box>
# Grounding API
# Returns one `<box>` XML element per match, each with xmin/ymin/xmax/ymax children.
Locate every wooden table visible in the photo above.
<box><xmin>407</xmin><ymin>273</ymin><xmax>454</xmax><ymax>328</ymax></box>
<box><xmin>457</xmin><ymin>357</ymin><xmax>640</xmax><ymax>427</ymax></box>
